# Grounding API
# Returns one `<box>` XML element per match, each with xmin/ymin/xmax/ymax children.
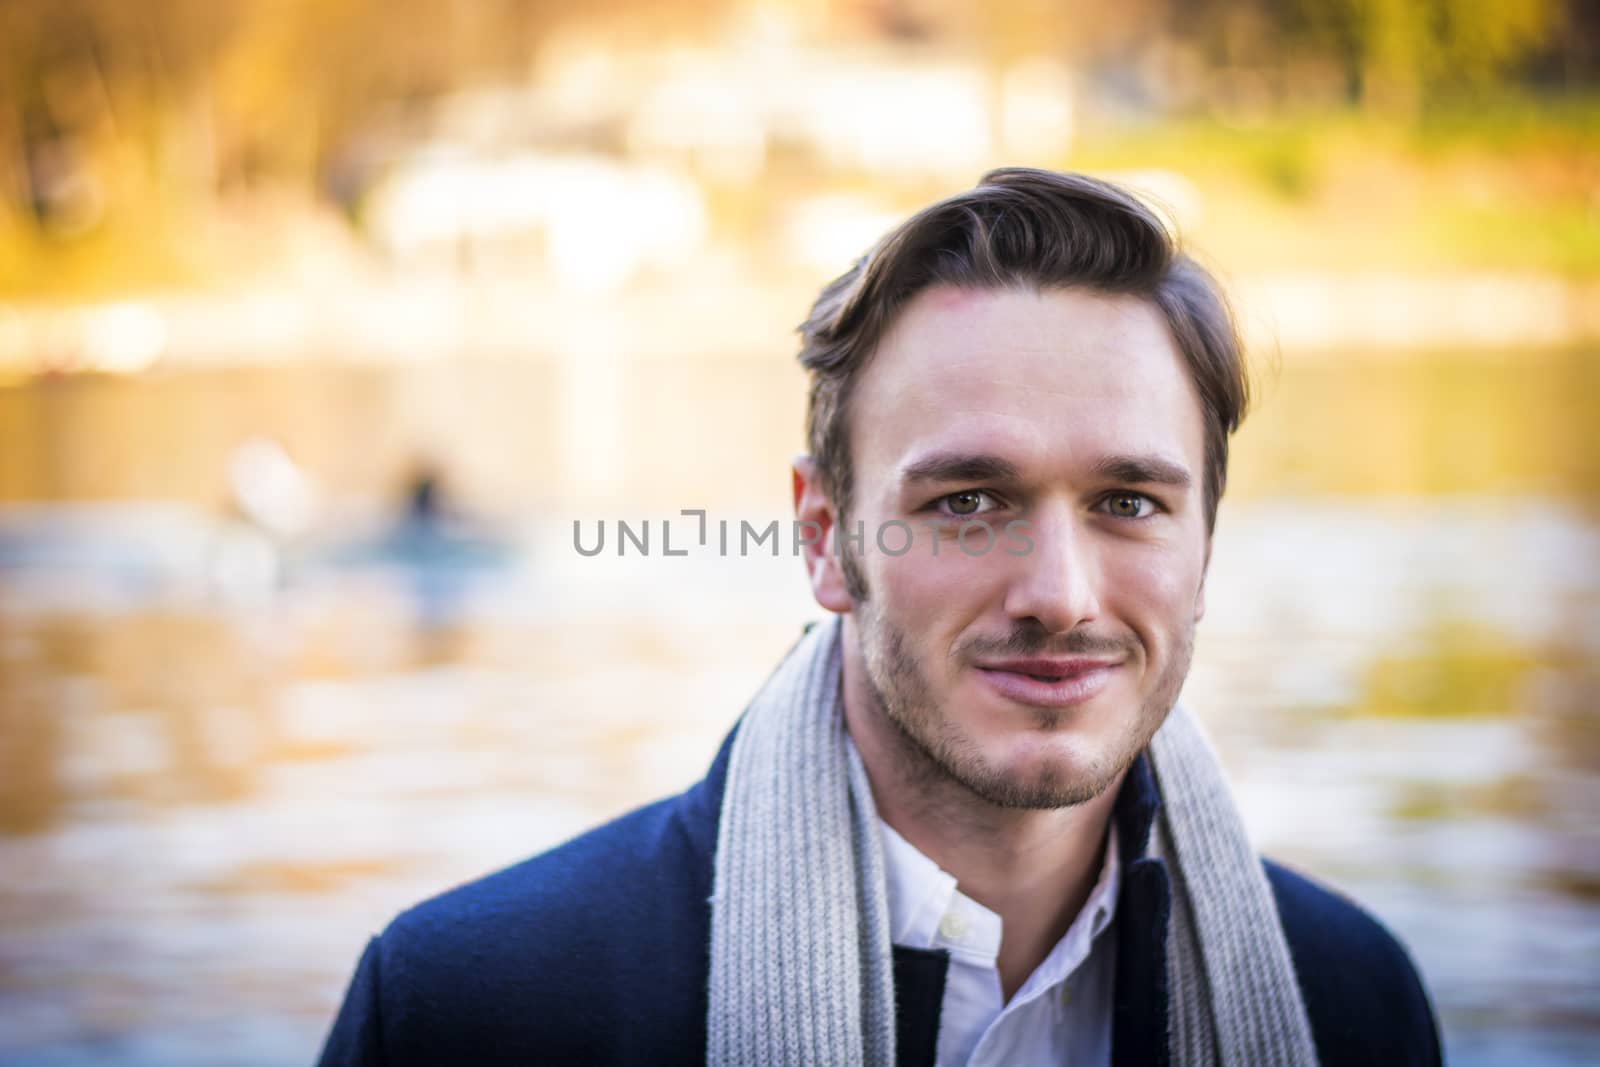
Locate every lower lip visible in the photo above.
<box><xmin>975</xmin><ymin>665</ymin><xmax>1116</xmax><ymax>708</ymax></box>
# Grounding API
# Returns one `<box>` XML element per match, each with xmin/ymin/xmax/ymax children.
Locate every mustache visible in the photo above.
<box><xmin>958</xmin><ymin>626</ymin><xmax>1137</xmax><ymax>660</ymax></box>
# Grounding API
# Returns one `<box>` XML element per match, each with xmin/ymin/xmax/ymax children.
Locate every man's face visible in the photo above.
<box><xmin>827</xmin><ymin>284</ymin><xmax>1211</xmax><ymax>809</ymax></box>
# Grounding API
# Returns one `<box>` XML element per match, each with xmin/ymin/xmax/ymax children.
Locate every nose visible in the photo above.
<box><xmin>1002</xmin><ymin>511</ymin><xmax>1101</xmax><ymax>634</ymax></box>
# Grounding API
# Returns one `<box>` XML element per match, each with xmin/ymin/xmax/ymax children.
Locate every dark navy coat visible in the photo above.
<box><xmin>317</xmin><ymin>728</ymin><xmax>1442</xmax><ymax>1066</ymax></box>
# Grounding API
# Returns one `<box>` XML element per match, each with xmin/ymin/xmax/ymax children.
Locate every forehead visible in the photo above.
<box><xmin>849</xmin><ymin>284</ymin><xmax>1206</xmax><ymax>488</ymax></box>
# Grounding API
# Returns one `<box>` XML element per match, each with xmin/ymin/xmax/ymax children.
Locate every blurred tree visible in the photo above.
<box><xmin>1168</xmin><ymin>0</ymin><xmax>1575</xmax><ymax>113</ymax></box>
<box><xmin>1293</xmin><ymin>0</ymin><xmax>1557</xmax><ymax>112</ymax></box>
<box><xmin>0</xmin><ymin>0</ymin><xmax>730</xmax><ymax>243</ymax></box>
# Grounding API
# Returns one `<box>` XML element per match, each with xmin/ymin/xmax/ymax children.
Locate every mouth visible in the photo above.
<box><xmin>972</xmin><ymin>657</ymin><xmax>1119</xmax><ymax>708</ymax></box>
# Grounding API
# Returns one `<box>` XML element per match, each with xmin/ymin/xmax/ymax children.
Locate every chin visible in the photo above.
<box><xmin>957</xmin><ymin>734</ymin><xmax>1123</xmax><ymax>810</ymax></box>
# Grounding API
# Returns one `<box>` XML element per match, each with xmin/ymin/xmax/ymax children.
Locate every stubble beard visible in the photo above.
<box><xmin>852</xmin><ymin>593</ymin><xmax>1196</xmax><ymax>811</ymax></box>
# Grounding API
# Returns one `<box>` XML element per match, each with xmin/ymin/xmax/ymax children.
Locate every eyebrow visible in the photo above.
<box><xmin>898</xmin><ymin>452</ymin><xmax>1022</xmax><ymax>487</ymax></box>
<box><xmin>897</xmin><ymin>450</ymin><xmax>1193</xmax><ymax>490</ymax></box>
<box><xmin>1091</xmin><ymin>454</ymin><xmax>1194</xmax><ymax>489</ymax></box>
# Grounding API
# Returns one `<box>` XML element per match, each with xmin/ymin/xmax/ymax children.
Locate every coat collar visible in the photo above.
<box><xmin>1114</xmin><ymin>750</ymin><xmax>1163</xmax><ymax>863</ymax></box>
<box><xmin>1110</xmin><ymin>751</ymin><xmax>1172</xmax><ymax>1067</ymax></box>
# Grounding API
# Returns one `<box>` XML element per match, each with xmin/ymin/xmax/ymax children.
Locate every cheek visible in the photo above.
<box><xmin>1104</xmin><ymin>547</ymin><xmax>1205</xmax><ymax>634</ymax></box>
<box><xmin>871</xmin><ymin>541</ymin><xmax>997</xmax><ymax>631</ymax></box>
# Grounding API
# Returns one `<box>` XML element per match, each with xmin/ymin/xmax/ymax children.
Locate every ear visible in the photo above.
<box><xmin>792</xmin><ymin>456</ymin><xmax>853</xmax><ymax>614</ymax></box>
<box><xmin>1194</xmin><ymin>537</ymin><xmax>1211</xmax><ymax>623</ymax></box>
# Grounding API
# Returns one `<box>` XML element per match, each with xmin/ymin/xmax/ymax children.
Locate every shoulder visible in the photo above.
<box><xmin>1264</xmin><ymin>859</ymin><xmax>1443</xmax><ymax>1067</ymax></box>
<box><xmin>388</xmin><ymin>785</ymin><xmax>714</xmax><ymax>969</ymax></box>
<box><xmin>394</xmin><ymin>782</ymin><xmax>715</xmax><ymax>948</ymax></box>
<box><xmin>339</xmin><ymin>745</ymin><xmax>731</xmax><ymax>1067</ymax></box>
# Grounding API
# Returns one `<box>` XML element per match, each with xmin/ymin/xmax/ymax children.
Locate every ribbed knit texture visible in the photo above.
<box><xmin>708</xmin><ymin>615</ymin><xmax>1318</xmax><ymax>1066</ymax></box>
<box><xmin>1149</xmin><ymin>702</ymin><xmax>1321</xmax><ymax>1067</ymax></box>
<box><xmin>707</xmin><ymin>618</ymin><xmax>895</xmax><ymax>1067</ymax></box>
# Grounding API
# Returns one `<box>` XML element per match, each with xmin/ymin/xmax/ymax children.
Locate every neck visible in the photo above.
<box><xmin>841</xmin><ymin>637</ymin><xmax>1123</xmax><ymax>1001</ymax></box>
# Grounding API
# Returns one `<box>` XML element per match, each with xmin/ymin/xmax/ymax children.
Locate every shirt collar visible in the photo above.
<box><xmin>876</xmin><ymin>798</ymin><xmax>1122</xmax><ymax>1000</ymax></box>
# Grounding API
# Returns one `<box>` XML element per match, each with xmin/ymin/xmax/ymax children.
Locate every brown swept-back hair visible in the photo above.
<box><xmin>798</xmin><ymin>167</ymin><xmax>1248</xmax><ymax>537</ymax></box>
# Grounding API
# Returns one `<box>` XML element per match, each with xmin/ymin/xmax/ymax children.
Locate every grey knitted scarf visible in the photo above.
<box><xmin>707</xmin><ymin>615</ymin><xmax>1318</xmax><ymax>1066</ymax></box>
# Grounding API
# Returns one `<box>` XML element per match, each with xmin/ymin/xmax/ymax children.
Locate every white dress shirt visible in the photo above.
<box><xmin>878</xmin><ymin>815</ymin><xmax>1121</xmax><ymax>1067</ymax></box>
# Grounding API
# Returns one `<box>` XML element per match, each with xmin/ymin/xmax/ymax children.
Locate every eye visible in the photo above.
<box><xmin>939</xmin><ymin>490</ymin><xmax>997</xmax><ymax>517</ymax></box>
<box><xmin>1101</xmin><ymin>493</ymin><xmax>1157</xmax><ymax>519</ymax></box>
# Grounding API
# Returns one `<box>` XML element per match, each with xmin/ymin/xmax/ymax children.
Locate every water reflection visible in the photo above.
<box><xmin>1188</xmin><ymin>497</ymin><xmax>1600</xmax><ymax>1067</ymax></box>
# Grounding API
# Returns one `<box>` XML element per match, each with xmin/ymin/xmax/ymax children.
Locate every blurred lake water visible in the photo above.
<box><xmin>0</xmin><ymin>348</ymin><xmax>1596</xmax><ymax>1066</ymax></box>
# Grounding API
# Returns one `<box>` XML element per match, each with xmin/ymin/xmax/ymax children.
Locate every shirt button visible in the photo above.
<box><xmin>1060</xmin><ymin>984</ymin><xmax>1074</xmax><ymax>1006</ymax></box>
<box><xmin>938</xmin><ymin>912</ymin><xmax>969</xmax><ymax>941</ymax></box>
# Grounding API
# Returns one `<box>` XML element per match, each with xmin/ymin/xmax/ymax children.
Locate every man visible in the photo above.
<box><xmin>317</xmin><ymin>169</ymin><xmax>1441</xmax><ymax>1066</ymax></box>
